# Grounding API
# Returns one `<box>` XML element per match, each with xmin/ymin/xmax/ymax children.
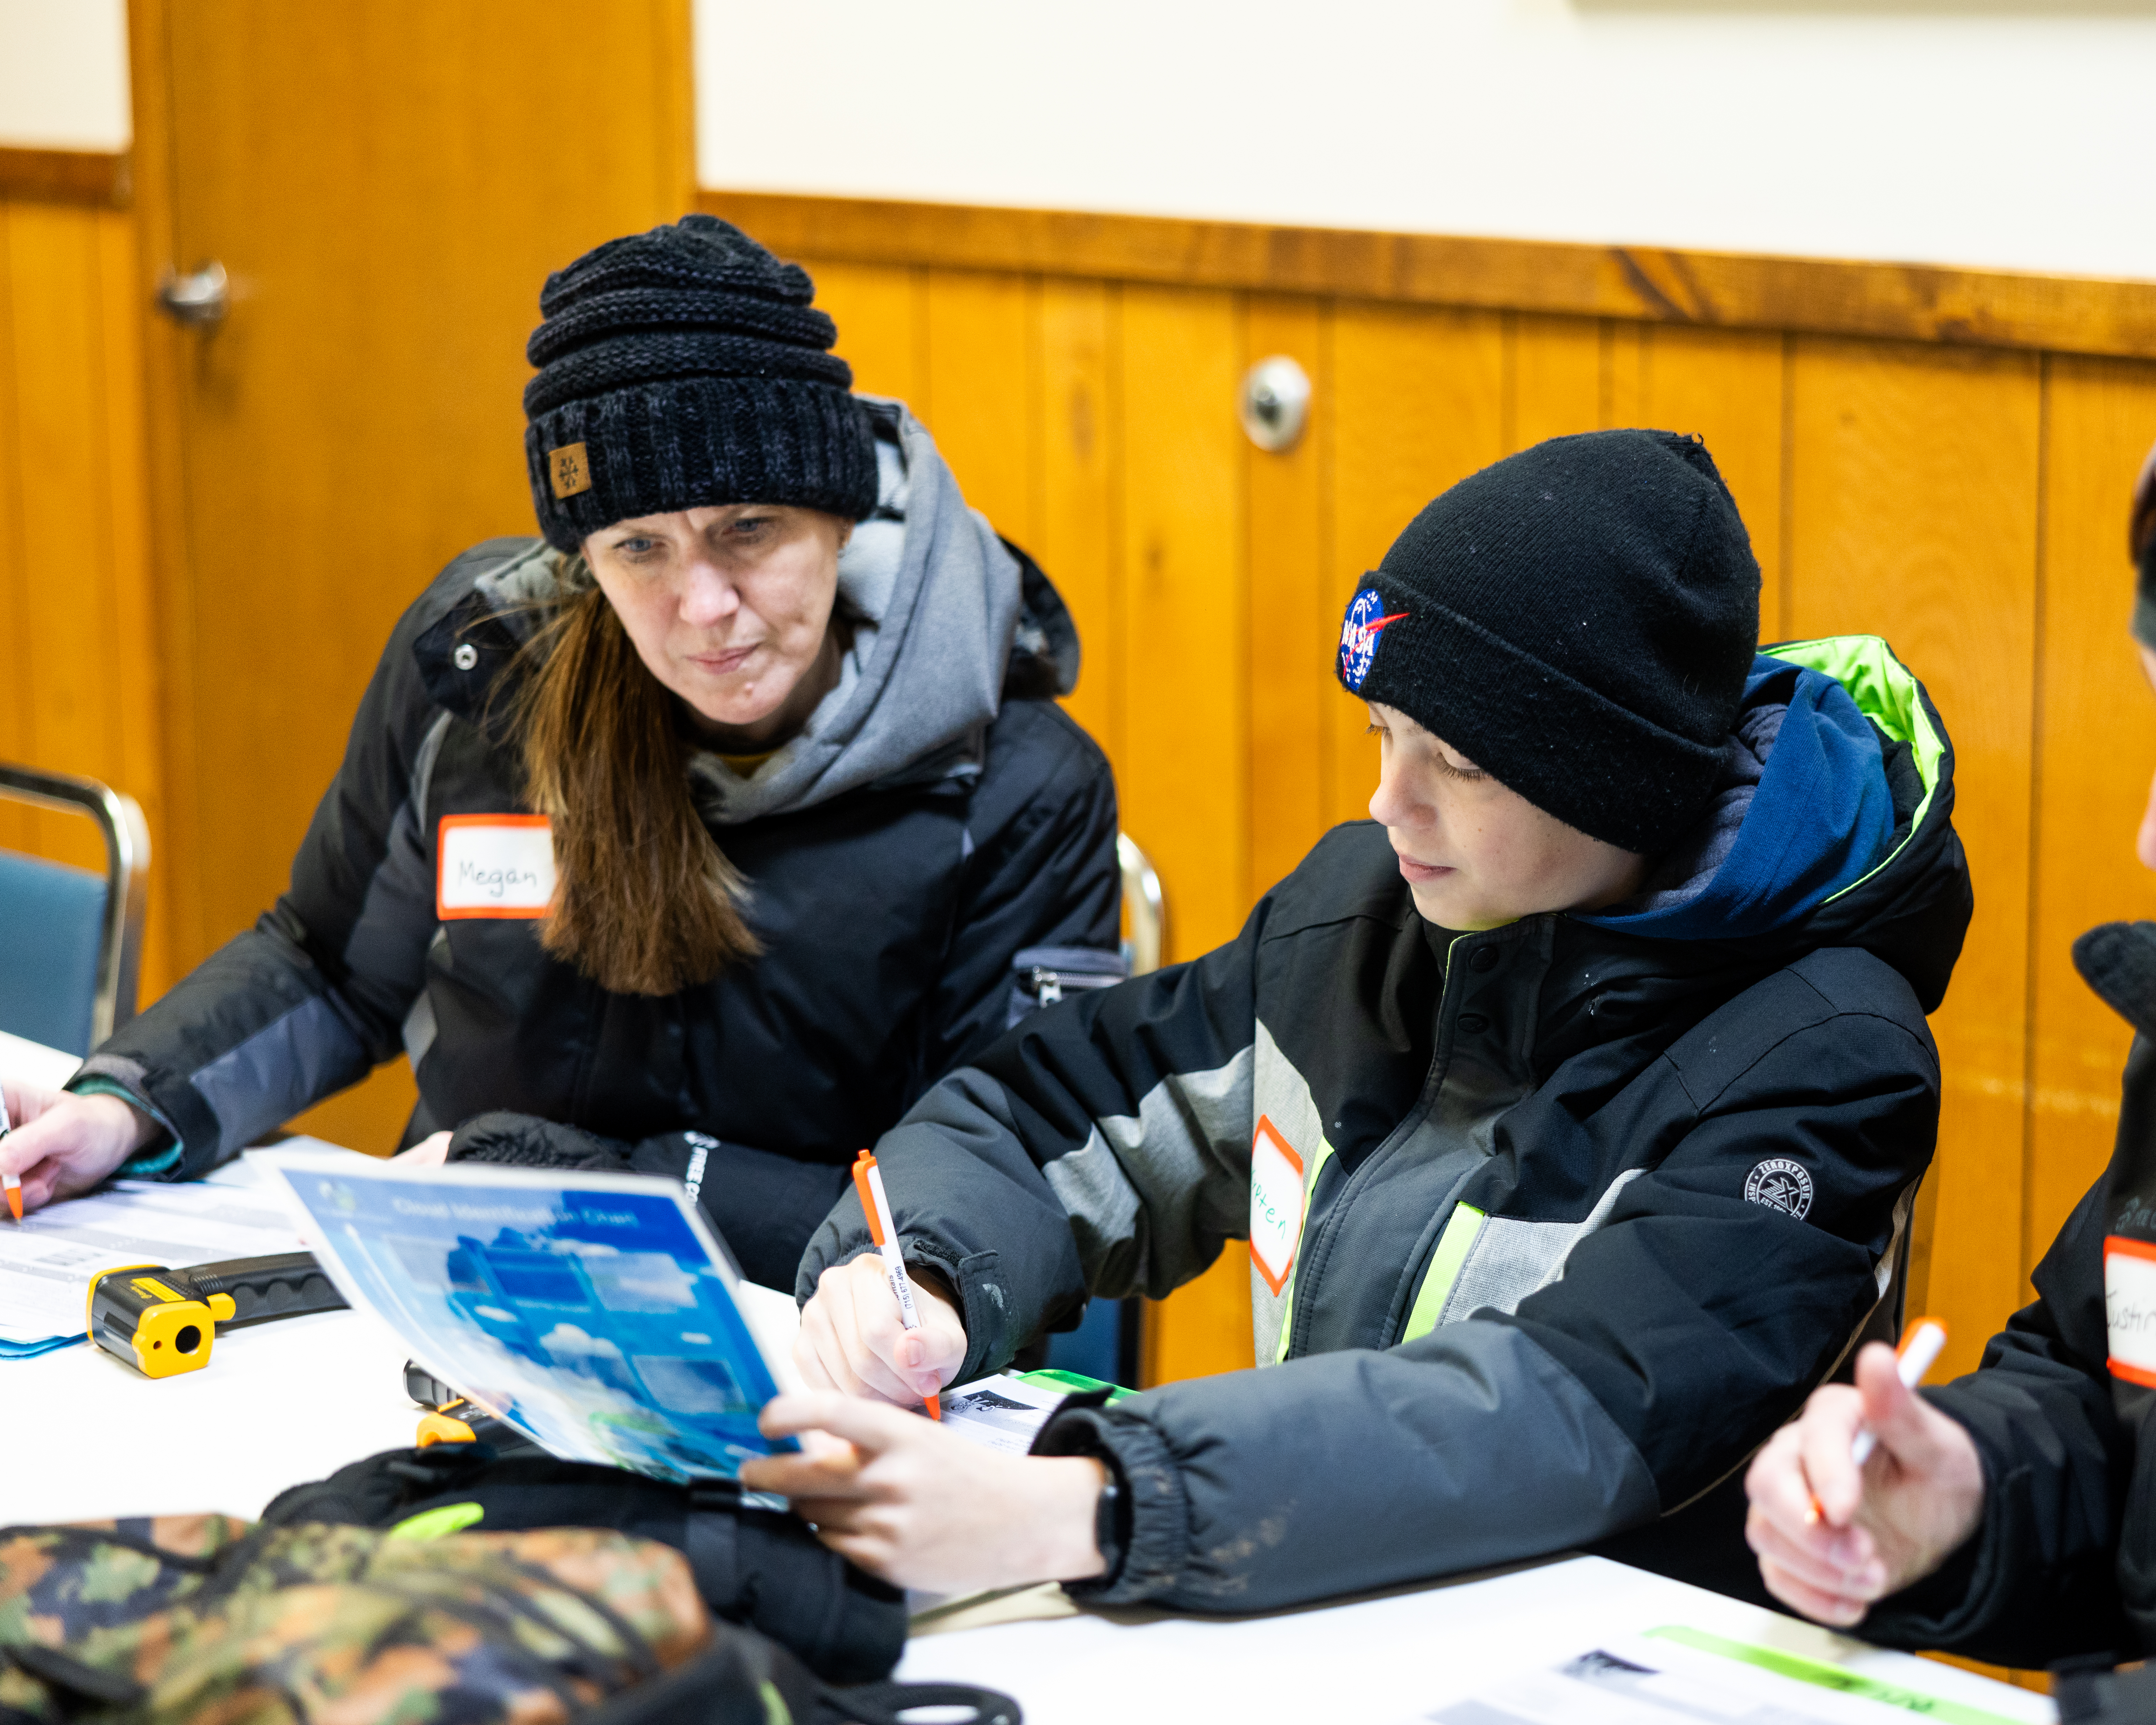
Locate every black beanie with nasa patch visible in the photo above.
<box><xmin>1336</xmin><ymin>429</ymin><xmax>1761</xmax><ymax>857</ymax></box>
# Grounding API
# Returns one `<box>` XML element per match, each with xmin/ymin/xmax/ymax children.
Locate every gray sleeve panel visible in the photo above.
<box><xmin>1044</xmin><ymin>1041</ymin><xmax>1255</xmax><ymax>1301</ymax></box>
<box><xmin>1067</xmin><ymin>1319</ymin><xmax>1659</xmax><ymax>1610</ymax></box>
<box><xmin>1441</xmin><ymin>1167</ymin><xmax>1650</xmax><ymax>1323</ymax></box>
<box><xmin>797</xmin><ymin>1065</ymin><xmax>1094</xmax><ymax>1380</ymax></box>
<box><xmin>186</xmin><ymin>992</ymin><xmax>377</xmax><ymax>1155</ymax></box>
<box><xmin>330</xmin><ymin>786</ymin><xmax>440</xmax><ymax>1033</ymax></box>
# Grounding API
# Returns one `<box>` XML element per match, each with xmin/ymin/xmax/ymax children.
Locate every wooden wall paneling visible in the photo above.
<box><xmin>0</xmin><ymin>203</ymin><xmax>24</xmax><ymax>860</ymax></box>
<box><xmin>2</xmin><ymin>200</ymin><xmax>117</xmax><ymax>875</ymax></box>
<box><xmin>0</xmin><ymin>197</ymin><xmax>167</xmax><ymax>999</ymax></box>
<box><xmin>810</xmin><ymin>260</ymin><xmax>925</xmax><ymax>407</ymax></box>
<box><xmin>1633</xmin><ymin>326</ymin><xmax>1790</xmax><ymax>634</ymax></box>
<box><xmin>91</xmin><ymin>207</ymin><xmax>172</xmax><ymax>1000</ymax></box>
<box><xmin>1505</xmin><ymin>312</ymin><xmax>1601</xmax><ymax>455</ymax></box>
<box><xmin>1327</xmin><ymin>303</ymin><xmax>1507</xmax><ymax>827</ymax></box>
<box><xmin>702</xmin><ymin>188</ymin><xmax>2156</xmax><ymax>365</ymax></box>
<box><xmin>1119</xmin><ymin>283</ymin><xmax>1253</xmax><ymax>1386</ymax></box>
<box><xmin>1037</xmin><ymin>281</ymin><xmax>1119</xmax><ymax>765</ymax></box>
<box><xmin>1787</xmin><ymin>339</ymin><xmax>2042</xmax><ymax>1377</ymax></box>
<box><xmin>1245</xmin><ymin>295</ymin><xmax>1330</xmax><ymax>895</ymax></box>
<box><xmin>2028</xmin><ymin>356</ymin><xmax>2156</xmax><ymax>1263</ymax></box>
<box><xmin>920</xmin><ymin>269</ymin><xmax>1038</xmax><ymax>547</ymax></box>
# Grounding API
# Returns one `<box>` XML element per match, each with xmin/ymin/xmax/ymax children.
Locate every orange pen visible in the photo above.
<box><xmin>852</xmin><ymin>1149</ymin><xmax>941</xmax><ymax>1419</ymax></box>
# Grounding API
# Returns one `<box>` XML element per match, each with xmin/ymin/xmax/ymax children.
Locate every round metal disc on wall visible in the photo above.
<box><xmin>1240</xmin><ymin>354</ymin><xmax>1311</xmax><ymax>453</ymax></box>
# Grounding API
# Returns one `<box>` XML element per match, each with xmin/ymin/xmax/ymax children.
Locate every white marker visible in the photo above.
<box><xmin>1</xmin><ymin>1082</ymin><xmax>18</xmax><ymax>1221</ymax></box>
<box><xmin>851</xmin><ymin>1148</ymin><xmax>941</xmax><ymax>1418</ymax></box>
<box><xmin>1851</xmin><ymin>1317</ymin><xmax>1949</xmax><ymax>1466</ymax></box>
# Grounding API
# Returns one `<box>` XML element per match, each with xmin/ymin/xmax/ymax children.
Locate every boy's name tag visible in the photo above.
<box><xmin>2106</xmin><ymin>1235</ymin><xmax>2156</xmax><ymax>1387</ymax></box>
<box><xmin>437</xmin><ymin>815</ymin><xmax>556</xmax><ymax>920</ymax></box>
<box><xmin>1249</xmin><ymin>1115</ymin><xmax>1306</xmax><ymax>1297</ymax></box>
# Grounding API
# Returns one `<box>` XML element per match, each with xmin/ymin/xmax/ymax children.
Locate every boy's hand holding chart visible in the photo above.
<box><xmin>255</xmin><ymin>1148</ymin><xmax>805</xmax><ymax>1483</ymax></box>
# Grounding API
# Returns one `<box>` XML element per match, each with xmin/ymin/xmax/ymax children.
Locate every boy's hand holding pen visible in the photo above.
<box><xmin>791</xmin><ymin>1152</ymin><xmax>969</xmax><ymax>1408</ymax></box>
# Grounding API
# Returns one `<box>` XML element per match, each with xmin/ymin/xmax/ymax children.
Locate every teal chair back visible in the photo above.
<box><xmin>0</xmin><ymin>764</ymin><xmax>150</xmax><ymax>1059</ymax></box>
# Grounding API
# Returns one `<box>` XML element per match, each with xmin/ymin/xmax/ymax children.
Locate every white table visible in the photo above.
<box><xmin>0</xmin><ymin>1032</ymin><xmax>2048</xmax><ymax>1724</ymax></box>
<box><xmin>1</xmin><ymin>1027</ymin><xmax>78</xmax><ymax>1092</ymax></box>
<box><xmin>5</xmin><ymin>1300</ymin><xmax>2051</xmax><ymax>1725</ymax></box>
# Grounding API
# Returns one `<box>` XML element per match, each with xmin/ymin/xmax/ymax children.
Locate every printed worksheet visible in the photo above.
<box><xmin>0</xmin><ymin>1157</ymin><xmax>313</xmax><ymax>1355</ymax></box>
<box><xmin>1414</xmin><ymin>1627</ymin><xmax>2025</xmax><ymax>1725</ymax></box>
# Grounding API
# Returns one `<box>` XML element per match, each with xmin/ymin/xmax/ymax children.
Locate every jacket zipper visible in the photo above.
<box><xmin>1284</xmin><ymin>928</ymin><xmax>1477</xmax><ymax>1360</ymax></box>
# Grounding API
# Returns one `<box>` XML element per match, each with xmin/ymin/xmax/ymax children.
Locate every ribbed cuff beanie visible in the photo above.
<box><xmin>522</xmin><ymin>214</ymin><xmax>880</xmax><ymax>551</ymax></box>
<box><xmin>1336</xmin><ymin>429</ymin><xmax>1761</xmax><ymax>856</ymax></box>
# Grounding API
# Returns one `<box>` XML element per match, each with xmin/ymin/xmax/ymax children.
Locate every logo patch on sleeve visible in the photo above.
<box><xmin>1249</xmin><ymin>1114</ymin><xmax>1307</xmax><ymax>1296</ymax></box>
<box><xmin>1338</xmin><ymin>587</ymin><xmax>1408</xmax><ymax>691</ymax></box>
<box><xmin>437</xmin><ymin>815</ymin><xmax>556</xmax><ymax>919</ymax></box>
<box><xmin>1744</xmin><ymin>1157</ymin><xmax>1814</xmax><ymax>1220</ymax></box>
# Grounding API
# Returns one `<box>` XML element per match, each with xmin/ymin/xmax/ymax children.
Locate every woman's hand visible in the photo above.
<box><xmin>395</xmin><ymin>1131</ymin><xmax>453</xmax><ymax>1167</ymax></box>
<box><xmin>740</xmin><ymin>1391</ymin><xmax>1107</xmax><ymax>1592</ymax></box>
<box><xmin>1744</xmin><ymin>1341</ymin><xmax>1987</xmax><ymax>1627</ymax></box>
<box><xmin>797</xmin><ymin>1254</ymin><xmax>968</xmax><ymax>1406</ymax></box>
<box><xmin>0</xmin><ymin>1084</ymin><xmax>161</xmax><ymax>1213</ymax></box>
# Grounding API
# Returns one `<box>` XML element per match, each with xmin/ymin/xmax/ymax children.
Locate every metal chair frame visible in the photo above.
<box><xmin>1117</xmin><ymin>832</ymin><xmax>1166</xmax><ymax>978</ymax></box>
<box><xmin>0</xmin><ymin>762</ymin><xmax>152</xmax><ymax>1049</ymax></box>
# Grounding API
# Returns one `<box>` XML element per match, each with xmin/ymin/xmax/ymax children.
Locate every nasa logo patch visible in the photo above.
<box><xmin>1338</xmin><ymin>588</ymin><xmax>1409</xmax><ymax>691</ymax></box>
<box><xmin>1745</xmin><ymin>1157</ymin><xmax>1814</xmax><ymax>1221</ymax></box>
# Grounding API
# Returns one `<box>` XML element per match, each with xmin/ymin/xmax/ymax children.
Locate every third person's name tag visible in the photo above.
<box><xmin>2106</xmin><ymin>1235</ymin><xmax>2156</xmax><ymax>1387</ymax></box>
<box><xmin>1250</xmin><ymin>1115</ymin><xmax>1306</xmax><ymax>1297</ymax></box>
<box><xmin>437</xmin><ymin>815</ymin><xmax>556</xmax><ymax>919</ymax></box>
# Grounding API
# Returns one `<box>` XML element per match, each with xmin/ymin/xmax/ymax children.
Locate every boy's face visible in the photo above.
<box><xmin>1367</xmin><ymin>703</ymin><xmax>1648</xmax><ymax>932</ymax></box>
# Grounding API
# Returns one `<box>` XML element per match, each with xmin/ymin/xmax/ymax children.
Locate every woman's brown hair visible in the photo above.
<box><xmin>511</xmin><ymin>574</ymin><xmax>759</xmax><ymax>996</ymax></box>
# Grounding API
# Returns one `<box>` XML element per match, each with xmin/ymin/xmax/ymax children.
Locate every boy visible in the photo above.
<box><xmin>741</xmin><ymin>429</ymin><xmax>1972</xmax><ymax>1610</ymax></box>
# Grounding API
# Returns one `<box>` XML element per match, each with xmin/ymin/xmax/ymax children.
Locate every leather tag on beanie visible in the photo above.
<box><xmin>548</xmin><ymin>442</ymin><xmax>591</xmax><ymax>500</ymax></box>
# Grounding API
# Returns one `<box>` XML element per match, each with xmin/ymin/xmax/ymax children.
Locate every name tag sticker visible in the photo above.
<box><xmin>1249</xmin><ymin>1114</ymin><xmax>1306</xmax><ymax>1297</ymax></box>
<box><xmin>2106</xmin><ymin>1235</ymin><xmax>2156</xmax><ymax>1386</ymax></box>
<box><xmin>437</xmin><ymin>815</ymin><xmax>556</xmax><ymax>920</ymax></box>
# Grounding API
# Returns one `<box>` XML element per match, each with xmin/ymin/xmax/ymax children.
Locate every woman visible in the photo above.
<box><xmin>0</xmin><ymin>215</ymin><xmax>1121</xmax><ymax>1289</ymax></box>
<box><xmin>1741</xmin><ymin>437</ymin><xmax>2156</xmax><ymax>1713</ymax></box>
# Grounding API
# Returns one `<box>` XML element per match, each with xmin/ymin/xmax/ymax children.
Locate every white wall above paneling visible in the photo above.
<box><xmin>0</xmin><ymin>0</ymin><xmax>128</xmax><ymax>151</ymax></box>
<box><xmin>693</xmin><ymin>0</ymin><xmax>2156</xmax><ymax>281</ymax></box>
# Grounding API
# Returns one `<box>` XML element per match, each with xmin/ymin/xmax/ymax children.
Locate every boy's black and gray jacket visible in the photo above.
<box><xmin>71</xmin><ymin>404</ymin><xmax>1122</xmax><ymax>1291</ymax></box>
<box><xmin>801</xmin><ymin>638</ymin><xmax>1973</xmax><ymax>1610</ymax></box>
<box><xmin>1862</xmin><ymin>921</ymin><xmax>2156</xmax><ymax>1670</ymax></box>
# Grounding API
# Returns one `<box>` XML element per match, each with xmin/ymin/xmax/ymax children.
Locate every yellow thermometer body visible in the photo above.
<box><xmin>85</xmin><ymin>1264</ymin><xmax>236</xmax><ymax>1378</ymax></box>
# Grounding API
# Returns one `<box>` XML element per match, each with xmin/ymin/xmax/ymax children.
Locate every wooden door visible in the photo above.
<box><xmin>128</xmin><ymin>0</ymin><xmax>693</xmax><ymax>1150</ymax></box>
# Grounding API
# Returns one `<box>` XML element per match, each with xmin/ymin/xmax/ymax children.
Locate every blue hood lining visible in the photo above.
<box><xmin>1576</xmin><ymin>654</ymin><xmax>1897</xmax><ymax>942</ymax></box>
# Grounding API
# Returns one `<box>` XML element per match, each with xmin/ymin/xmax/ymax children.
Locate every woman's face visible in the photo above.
<box><xmin>1366</xmin><ymin>702</ymin><xmax>1648</xmax><ymax>931</ymax></box>
<box><xmin>584</xmin><ymin>505</ymin><xmax>852</xmax><ymax>745</ymax></box>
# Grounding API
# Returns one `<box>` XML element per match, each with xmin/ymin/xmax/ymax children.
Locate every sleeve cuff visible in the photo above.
<box><xmin>1029</xmin><ymin>1401</ymin><xmax>1188</xmax><ymax>1605</ymax></box>
<box><xmin>65</xmin><ymin>1075</ymin><xmax>183</xmax><ymax>1178</ymax></box>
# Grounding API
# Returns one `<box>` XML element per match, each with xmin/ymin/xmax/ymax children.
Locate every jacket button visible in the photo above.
<box><xmin>1470</xmin><ymin>947</ymin><xmax>1500</xmax><ymax>973</ymax></box>
<box><xmin>1457</xmin><ymin>1012</ymin><xmax>1490</xmax><ymax>1035</ymax></box>
<box><xmin>453</xmin><ymin>643</ymin><xmax>479</xmax><ymax>670</ymax></box>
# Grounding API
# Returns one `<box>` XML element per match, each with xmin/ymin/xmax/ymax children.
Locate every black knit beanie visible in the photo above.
<box><xmin>1336</xmin><ymin>429</ymin><xmax>1760</xmax><ymax>856</ymax></box>
<box><xmin>522</xmin><ymin>214</ymin><xmax>881</xmax><ymax>551</ymax></box>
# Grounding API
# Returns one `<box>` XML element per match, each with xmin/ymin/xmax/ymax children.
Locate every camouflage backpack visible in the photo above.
<box><xmin>0</xmin><ymin>1515</ymin><xmax>1015</xmax><ymax>1725</ymax></box>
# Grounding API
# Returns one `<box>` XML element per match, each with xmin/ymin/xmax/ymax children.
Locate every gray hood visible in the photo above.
<box><xmin>476</xmin><ymin>398</ymin><xmax>1021</xmax><ymax>828</ymax></box>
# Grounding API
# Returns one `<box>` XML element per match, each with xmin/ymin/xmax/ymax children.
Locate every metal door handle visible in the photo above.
<box><xmin>156</xmin><ymin>260</ymin><xmax>228</xmax><ymax>328</ymax></box>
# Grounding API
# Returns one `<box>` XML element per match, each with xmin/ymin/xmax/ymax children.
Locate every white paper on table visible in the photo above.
<box><xmin>938</xmin><ymin>1371</ymin><xmax>1071</xmax><ymax>1455</ymax></box>
<box><xmin>1407</xmin><ymin>1627</ymin><xmax>1998</xmax><ymax>1725</ymax></box>
<box><xmin>0</xmin><ymin>1150</ymin><xmax>332</xmax><ymax>1347</ymax></box>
